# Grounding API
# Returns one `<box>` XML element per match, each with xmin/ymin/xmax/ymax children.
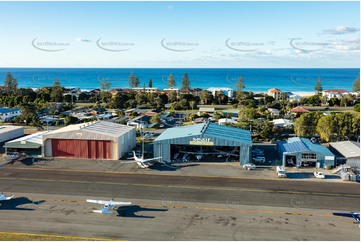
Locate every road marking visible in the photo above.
<box><xmin>24</xmin><ymin>197</ymin><xmax>334</xmax><ymax>218</ymax></box>
<box><xmin>0</xmin><ymin>177</ymin><xmax>357</xmax><ymax>197</ymax></box>
<box><xmin>0</xmin><ymin>231</ymin><xmax>114</xmax><ymax>241</ymax></box>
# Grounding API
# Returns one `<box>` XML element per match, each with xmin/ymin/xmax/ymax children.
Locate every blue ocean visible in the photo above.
<box><xmin>0</xmin><ymin>68</ymin><xmax>359</xmax><ymax>93</ymax></box>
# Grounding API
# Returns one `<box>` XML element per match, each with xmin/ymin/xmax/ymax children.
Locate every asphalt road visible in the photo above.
<box><xmin>0</xmin><ymin>167</ymin><xmax>359</xmax><ymax>240</ymax></box>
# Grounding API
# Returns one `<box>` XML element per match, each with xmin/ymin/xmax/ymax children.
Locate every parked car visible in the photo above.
<box><xmin>243</xmin><ymin>163</ymin><xmax>256</xmax><ymax>170</ymax></box>
<box><xmin>276</xmin><ymin>166</ymin><xmax>287</xmax><ymax>178</ymax></box>
<box><xmin>314</xmin><ymin>171</ymin><xmax>326</xmax><ymax>179</ymax></box>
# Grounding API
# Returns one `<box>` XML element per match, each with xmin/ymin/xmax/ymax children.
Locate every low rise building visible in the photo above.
<box><xmin>43</xmin><ymin>121</ymin><xmax>136</xmax><ymax>160</ymax></box>
<box><xmin>277</xmin><ymin>137</ymin><xmax>335</xmax><ymax>168</ymax></box>
<box><xmin>267</xmin><ymin>88</ymin><xmax>282</xmax><ymax>100</ymax></box>
<box><xmin>0</xmin><ymin>125</ymin><xmax>24</xmax><ymax>143</ymax></box>
<box><xmin>322</xmin><ymin>89</ymin><xmax>349</xmax><ymax>99</ymax></box>
<box><xmin>328</xmin><ymin>141</ymin><xmax>360</xmax><ymax>169</ymax></box>
<box><xmin>0</xmin><ymin>107</ymin><xmax>22</xmax><ymax>122</ymax></box>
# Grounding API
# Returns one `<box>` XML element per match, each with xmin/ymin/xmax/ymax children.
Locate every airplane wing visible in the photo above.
<box><xmin>86</xmin><ymin>199</ymin><xmax>109</xmax><ymax>205</ymax></box>
<box><xmin>142</xmin><ymin>157</ymin><xmax>162</xmax><ymax>163</ymax></box>
<box><xmin>333</xmin><ymin>212</ymin><xmax>360</xmax><ymax>219</ymax></box>
<box><xmin>110</xmin><ymin>201</ymin><xmax>132</xmax><ymax>205</ymax></box>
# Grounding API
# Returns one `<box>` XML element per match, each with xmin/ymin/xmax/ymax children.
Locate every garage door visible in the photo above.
<box><xmin>52</xmin><ymin>139</ymin><xmax>111</xmax><ymax>159</ymax></box>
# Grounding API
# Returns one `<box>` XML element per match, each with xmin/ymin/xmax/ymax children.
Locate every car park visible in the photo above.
<box><xmin>243</xmin><ymin>163</ymin><xmax>256</xmax><ymax>170</ymax></box>
<box><xmin>314</xmin><ymin>171</ymin><xmax>326</xmax><ymax>179</ymax></box>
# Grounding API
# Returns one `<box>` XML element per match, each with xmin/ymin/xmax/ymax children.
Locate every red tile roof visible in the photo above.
<box><xmin>268</xmin><ymin>88</ymin><xmax>281</xmax><ymax>93</ymax></box>
<box><xmin>323</xmin><ymin>89</ymin><xmax>348</xmax><ymax>93</ymax></box>
<box><xmin>291</xmin><ymin>106</ymin><xmax>310</xmax><ymax>113</ymax></box>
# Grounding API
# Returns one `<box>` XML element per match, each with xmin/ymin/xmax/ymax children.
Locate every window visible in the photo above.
<box><xmin>301</xmin><ymin>153</ymin><xmax>317</xmax><ymax>159</ymax></box>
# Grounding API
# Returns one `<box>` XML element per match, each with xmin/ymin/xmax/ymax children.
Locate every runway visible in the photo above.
<box><xmin>0</xmin><ymin>167</ymin><xmax>359</xmax><ymax>240</ymax></box>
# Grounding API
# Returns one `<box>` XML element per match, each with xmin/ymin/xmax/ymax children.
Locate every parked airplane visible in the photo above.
<box><xmin>179</xmin><ymin>147</ymin><xmax>239</xmax><ymax>161</ymax></box>
<box><xmin>86</xmin><ymin>198</ymin><xmax>132</xmax><ymax>214</ymax></box>
<box><xmin>0</xmin><ymin>192</ymin><xmax>14</xmax><ymax>201</ymax></box>
<box><xmin>333</xmin><ymin>212</ymin><xmax>360</xmax><ymax>226</ymax></box>
<box><xmin>3</xmin><ymin>152</ymin><xmax>26</xmax><ymax>163</ymax></box>
<box><xmin>126</xmin><ymin>151</ymin><xmax>163</xmax><ymax>169</ymax></box>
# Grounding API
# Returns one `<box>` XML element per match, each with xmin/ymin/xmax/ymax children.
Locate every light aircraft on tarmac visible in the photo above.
<box><xmin>179</xmin><ymin>147</ymin><xmax>239</xmax><ymax>161</ymax></box>
<box><xmin>333</xmin><ymin>212</ymin><xmax>360</xmax><ymax>226</ymax></box>
<box><xmin>125</xmin><ymin>151</ymin><xmax>163</xmax><ymax>169</ymax></box>
<box><xmin>0</xmin><ymin>192</ymin><xmax>14</xmax><ymax>201</ymax></box>
<box><xmin>3</xmin><ymin>152</ymin><xmax>25</xmax><ymax>163</ymax></box>
<box><xmin>86</xmin><ymin>198</ymin><xmax>132</xmax><ymax>214</ymax></box>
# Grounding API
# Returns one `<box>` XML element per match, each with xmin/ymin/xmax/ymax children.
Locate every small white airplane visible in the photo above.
<box><xmin>86</xmin><ymin>198</ymin><xmax>132</xmax><ymax>214</ymax></box>
<box><xmin>333</xmin><ymin>212</ymin><xmax>360</xmax><ymax>226</ymax></box>
<box><xmin>127</xmin><ymin>151</ymin><xmax>163</xmax><ymax>169</ymax></box>
<box><xmin>0</xmin><ymin>192</ymin><xmax>14</xmax><ymax>201</ymax></box>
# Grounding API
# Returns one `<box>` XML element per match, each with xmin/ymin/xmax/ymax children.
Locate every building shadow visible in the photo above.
<box><xmin>0</xmin><ymin>197</ymin><xmax>34</xmax><ymax>210</ymax></box>
<box><xmin>116</xmin><ymin>205</ymin><xmax>168</xmax><ymax>218</ymax></box>
<box><xmin>149</xmin><ymin>163</ymin><xmax>199</xmax><ymax>171</ymax></box>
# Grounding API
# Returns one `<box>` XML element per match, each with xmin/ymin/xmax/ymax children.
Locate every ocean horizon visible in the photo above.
<box><xmin>0</xmin><ymin>68</ymin><xmax>359</xmax><ymax>93</ymax></box>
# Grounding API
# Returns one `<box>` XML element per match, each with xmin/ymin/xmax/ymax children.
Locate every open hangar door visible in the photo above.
<box><xmin>170</xmin><ymin>144</ymin><xmax>239</xmax><ymax>162</ymax></box>
<box><xmin>51</xmin><ymin>139</ymin><xmax>111</xmax><ymax>159</ymax></box>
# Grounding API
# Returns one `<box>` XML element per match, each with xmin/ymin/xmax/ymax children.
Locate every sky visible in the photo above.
<box><xmin>0</xmin><ymin>1</ymin><xmax>359</xmax><ymax>68</ymax></box>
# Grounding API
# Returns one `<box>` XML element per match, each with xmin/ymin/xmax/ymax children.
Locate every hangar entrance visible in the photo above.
<box><xmin>52</xmin><ymin>139</ymin><xmax>111</xmax><ymax>159</ymax></box>
<box><xmin>170</xmin><ymin>144</ymin><xmax>239</xmax><ymax>163</ymax></box>
<box><xmin>285</xmin><ymin>155</ymin><xmax>296</xmax><ymax>167</ymax></box>
<box><xmin>300</xmin><ymin>153</ymin><xmax>317</xmax><ymax>167</ymax></box>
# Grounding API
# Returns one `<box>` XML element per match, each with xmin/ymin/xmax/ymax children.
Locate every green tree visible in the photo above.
<box><xmin>352</xmin><ymin>75</ymin><xmax>360</xmax><ymax>92</ymax></box>
<box><xmin>50</xmin><ymin>78</ymin><xmax>63</xmax><ymax>102</ymax></box>
<box><xmin>294</xmin><ymin>112</ymin><xmax>323</xmax><ymax>137</ymax></box>
<box><xmin>316</xmin><ymin>115</ymin><xmax>333</xmax><ymax>142</ymax></box>
<box><xmin>315</xmin><ymin>77</ymin><xmax>323</xmax><ymax>94</ymax></box>
<box><xmin>181</xmin><ymin>73</ymin><xmax>190</xmax><ymax>92</ymax></box>
<box><xmin>236</xmin><ymin>76</ymin><xmax>245</xmax><ymax>100</ymax></box>
<box><xmin>4</xmin><ymin>72</ymin><xmax>18</xmax><ymax>94</ymax></box>
<box><xmin>340</xmin><ymin>94</ymin><xmax>354</xmax><ymax>107</ymax></box>
<box><xmin>354</xmin><ymin>103</ymin><xmax>360</xmax><ymax>112</ymax></box>
<box><xmin>150</xmin><ymin>114</ymin><xmax>161</xmax><ymax>124</ymax></box>
<box><xmin>128</xmin><ymin>71</ymin><xmax>140</xmax><ymax>88</ymax></box>
<box><xmin>148</xmin><ymin>79</ymin><xmax>153</xmax><ymax>88</ymax></box>
<box><xmin>64</xmin><ymin>115</ymin><xmax>79</xmax><ymax>125</ymax></box>
<box><xmin>168</xmin><ymin>73</ymin><xmax>176</xmax><ymax>88</ymax></box>
<box><xmin>167</xmin><ymin>90</ymin><xmax>178</xmax><ymax>102</ymax></box>
<box><xmin>200</xmin><ymin>90</ymin><xmax>213</xmax><ymax>105</ymax></box>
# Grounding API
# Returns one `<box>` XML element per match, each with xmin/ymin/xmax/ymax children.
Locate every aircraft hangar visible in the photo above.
<box><xmin>42</xmin><ymin>121</ymin><xmax>136</xmax><ymax>160</ymax></box>
<box><xmin>153</xmin><ymin>122</ymin><xmax>252</xmax><ymax>165</ymax></box>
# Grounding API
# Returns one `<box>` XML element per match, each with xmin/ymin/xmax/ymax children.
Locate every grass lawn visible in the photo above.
<box><xmin>0</xmin><ymin>232</ymin><xmax>108</xmax><ymax>241</ymax></box>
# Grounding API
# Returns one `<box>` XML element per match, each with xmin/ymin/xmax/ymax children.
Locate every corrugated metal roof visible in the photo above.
<box><xmin>0</xmin><ymin>107</ymin><xmax>21</xmax><ymax>114</ymax></box>
<box><xmin>329</xmin><ymin>141</ymin><xmax>360</xmax><ymax>158</ymax></box>
<box><xmin>279</xmin><ymin>137</ymin><xmax>334</xmax><ymax>156</ymax></box>
<box><xmin>154</xmin><ymin>122</ymin><xmax>252</xmax><ymax>145</ymax></box>
<box><xmin>0</xmin><ymin>125</ymin><xmax>23</xmax><ymax>134</ymax></box>
<box><xmin>42</xmin><ymin>121</ymin><xmax>135</xmax><ymax>143</ymax></box>
<box><xmin>4</xmin><ymin>131</ymin><xmax>50</xmax><ymax>148</ymax></box>
<box><xmin>45</xmin><ymin>121</ymin><xmax>134</xmax><ymax>138</ymax></box>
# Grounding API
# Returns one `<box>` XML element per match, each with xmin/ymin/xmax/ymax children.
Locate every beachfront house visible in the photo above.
<box><xmin>322</xmin><ymin>89</ymin><xmax>349</xmax><ymax>100</ymax></box>
<box><xmin>267</xmin><ymin>88</ymin><xmax>282</xmax><ymax>100</ymax></box>
<box><xmin>0</xmin><ymin>107</ymin><xmax>22</xmax><ymax>122</ymax></box>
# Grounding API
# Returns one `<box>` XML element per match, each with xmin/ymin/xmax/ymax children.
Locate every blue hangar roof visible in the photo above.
<box><xmin>154</xmin><ymin>122</ymin><xmax>252</xmax><ymax>145</ymax></box>
<box><xmin>278</xmin><ymin>137</ymin><xmax>334</xmax><ymax>156</ymax></box>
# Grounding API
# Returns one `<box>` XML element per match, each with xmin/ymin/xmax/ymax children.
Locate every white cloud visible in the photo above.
<box><xmin>322</xmin><ymin>26</ymin><xmax>359</xmax><ymax>35</ymax></box>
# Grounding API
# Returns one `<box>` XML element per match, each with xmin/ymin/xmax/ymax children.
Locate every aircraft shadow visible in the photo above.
<box><xmin>116</xmin><ymin>205</ymin><xmax>168</xmax><ymax>218</ymax></box>
<box><xmin>19</xmin><ymin>157</ymin><xmax>52</xmax><ymax>166</ymax></box>
<box><xmin>0</xmin><ymin>197</ymin><xmax>34</xmax><ymax>210</ymax></box>
<box><xmin>149</xmin><ymin>163</ymin><xmax>199</xmax><ymax>171</ymax></box>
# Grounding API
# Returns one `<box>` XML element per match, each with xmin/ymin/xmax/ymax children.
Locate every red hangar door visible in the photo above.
<box><xmin>51</xmin><ymin>139</ymin><xmax>111</xmax><ymax>159</ymax></box>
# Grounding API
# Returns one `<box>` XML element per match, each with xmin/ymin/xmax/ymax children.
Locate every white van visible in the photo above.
<box><xmin>276</xmin><ymin>166</ymin><xmax>287</xmax><ymax>178</ymax></box>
